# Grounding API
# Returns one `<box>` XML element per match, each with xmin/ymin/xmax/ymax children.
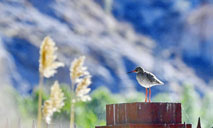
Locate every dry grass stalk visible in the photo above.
<box><xmin>70</xmin><ymin>56</ymin><xmax>89</xmax><ymax>82</ymax></box>
<box><xmin>75</xmin><ymin>75</ymin><xmax>92</xmax><ymax>102</ymax></box>
<box><xmin>42</xmin><ymin>81</ymin><xmax>65</xmax><ymax>124</ymax></box>
<box><xmin>50</xmin><ymin>81</ymin><xmax>65</xmax><ymax>112</ymax></box>
<box><xmin>39</xmin><ymin>36</ymin><xmax>64</xmax><ymax>78</ymax></box>
<box><xmin>69</xmin><ymin>56</ymin><xmax>92</xmax><ymax>128</ymax></box>
<box><xmin>42</xmin><ymin>100</ymin><xmax>54</xmax><ymax>124</ymax></box>
<box><xmin>32</xmin><ymin>120</ymin><xmax>36</xmax><ymax>128</ymax></box>
<box><xmin>37</xmin><ymin>36</ymin><xmax>64</xmax><ymax>128</ymax></box>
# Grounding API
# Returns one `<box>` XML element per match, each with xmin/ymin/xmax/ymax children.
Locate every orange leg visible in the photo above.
<box><xmin>149</xmin><ymin>88</ymin><xmax>151</xmax><ymax>103</ymax></box>
<box><xmin>145</xmin><ymin>88</ymin><xmax>148</xmax><ymax>102</ymax></box>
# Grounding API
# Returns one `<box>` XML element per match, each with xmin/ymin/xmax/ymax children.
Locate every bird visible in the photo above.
<box><xmin>128</xmin><ymin>67</ymin><xmax>164</xmax><ymax>102</ymax></box>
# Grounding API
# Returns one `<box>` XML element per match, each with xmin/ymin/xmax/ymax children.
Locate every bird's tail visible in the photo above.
<box><xmin>156</xmin><ymin>79</ymin><xmax>164</xmax><ymax>85</ymax></box>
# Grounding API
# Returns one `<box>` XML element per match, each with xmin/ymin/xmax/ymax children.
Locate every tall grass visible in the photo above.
<box><xmin>37</xmin><ymin>37</ymin><xmax>92</xmax><ymax>128</ymax></box>
<box><xmin>38</xmin><ymin>36</ymin><xmax>64</xmax><ymax>128</ymax></box>
<box><xmin>42</xmin><ymin>81</ymin><xmax>65</xmax><ymax>124</ymax></box>
<box><xmin>69</xmin><ymin>56</ymin><xmax>92</xmax><ymax>128</ymax></box>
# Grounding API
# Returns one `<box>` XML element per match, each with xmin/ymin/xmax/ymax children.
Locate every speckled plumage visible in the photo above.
<box><xmin>128</xmin><ymin>67</ymin><xmax>164</xmax><ymax>102</ymax></box>
<box><xmin>136</xmin><ymin>68</ymin><xmax>164</xmax><ymax>88</ymax></box>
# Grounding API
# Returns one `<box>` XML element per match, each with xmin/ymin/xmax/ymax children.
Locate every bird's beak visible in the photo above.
<box><xmin>128</xmin><ymin>70</ymin><xmax>136</xmax><ymax>73</ymax></box>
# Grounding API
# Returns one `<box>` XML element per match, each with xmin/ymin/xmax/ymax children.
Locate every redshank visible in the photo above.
<box><xmin>128</xmin><ymin>67</ymin><xmax>164</xmax><ymax>102</ymax></box>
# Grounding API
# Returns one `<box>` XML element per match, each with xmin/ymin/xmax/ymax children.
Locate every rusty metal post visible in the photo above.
<box><xmin>96</xmin><ymin>102</ymin><xmax>192</xmax><ymax>128</ymax></box>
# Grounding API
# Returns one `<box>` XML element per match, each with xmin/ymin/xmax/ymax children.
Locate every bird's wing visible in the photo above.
<box><xmin>146</xmin><ymin>71</ymin><xmax>163</xmax><ymax>84</ymax></box>
<box><xmin>146</xmin><ymin>72</ymin><xmax>156</xmax><ymax>82</ymax></box>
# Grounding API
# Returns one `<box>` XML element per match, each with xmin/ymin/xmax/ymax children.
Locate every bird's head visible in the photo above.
<box><xmin>128</xmin><ymin>67</ymin><xmax>144</xmax><ymax>73</ymax></box>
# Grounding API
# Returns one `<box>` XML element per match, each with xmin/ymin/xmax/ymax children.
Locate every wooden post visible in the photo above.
<box><xmin>96</xmin><ymin>102</ymin><xmax>192</xmax><ymax>128</ymax></box>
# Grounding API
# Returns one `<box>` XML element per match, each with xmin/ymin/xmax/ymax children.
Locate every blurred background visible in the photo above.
<box><xmin>0</xmin><ymin>0</ymin><xmax>213</xmax><ymax>127</ymax></box>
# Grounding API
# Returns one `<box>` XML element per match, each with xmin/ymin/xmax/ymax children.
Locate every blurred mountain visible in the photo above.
<box><xmin>110</xmin><ymin>0</ymin><xmax>213</xmax><ymax>82</ymax></box>
<box><xmin>0</xmin><ymin>0</ymin><xmax>212</xmax><ymax>96</ymax></box>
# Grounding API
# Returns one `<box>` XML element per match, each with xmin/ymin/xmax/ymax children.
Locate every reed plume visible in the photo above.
<box><xmin>69</xmin><ymin>56</ymin><xmax>92</xmax><ymax>128</ymax></box>
<box><xmin>75</xmin><ymin>75</ymin><xmax>92</xmax><ymax>102</ymax></box>
<box><xmin>39</xmin><ymin>36</ymin><xmax>64</xmax><ymax>78</ymax></box>
<box><xmin>70</xmin><ymin>56</ymin><xmax>89</xmax><ymax>82</ymax></box>
<box><xmin>42</xmin><ymin>100</ymin><xmax>53</xmax><ymax>124</ymax></box>
<box><xmin>42</xmin><ymin>81</ymin><xmax>65</xmax><ymax>124</ymax></box>
<box><xmin>50</xmin><ymin>81</ymin><xmax>65</xmax><ymax>112</ymax></box>
<box><xmin>37</xmin><ymin>36</ymin><xmax>64</xmax><ymax>128</ymax></box>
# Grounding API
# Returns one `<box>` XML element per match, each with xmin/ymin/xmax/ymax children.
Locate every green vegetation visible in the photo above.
<box><xmin>15</xmin><ymin>84</ymin><xmax>213</xmax><ymax>128</ymax></box>
<box><xmin>181</xmin><ymin>84</ymin><xmax>213</xmax><ymax>128</ymax></box>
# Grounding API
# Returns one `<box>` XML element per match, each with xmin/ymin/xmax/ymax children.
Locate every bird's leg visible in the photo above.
<box><xmin>145</xmin><ymin>88</ymin><xmax>148</xmax><ymax>102</ymax></box>
<box><xmin>149</xmin><ymin>88</ymin><xmax>151</xmax><ymax>103</ymax></box>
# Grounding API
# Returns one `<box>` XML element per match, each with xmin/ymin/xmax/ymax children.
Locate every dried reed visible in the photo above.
<box><xmin>38</xmin><ymin>36</ymin><xmax>64</xmax><ymax>128</ymax></box>
<box><xmin>39</xmin><ymin>36</ymin><xmax>64</xmax><ymax>78</ymax></box>
<box><xmin>69</xmin><ymin>56</ymin><xmax>92</xmax><ymax>128</ymax></box>
<box><xmin>42</xmin><ymin>81</ymin><xmax>65</xmax><ymax>124</ymax></box>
